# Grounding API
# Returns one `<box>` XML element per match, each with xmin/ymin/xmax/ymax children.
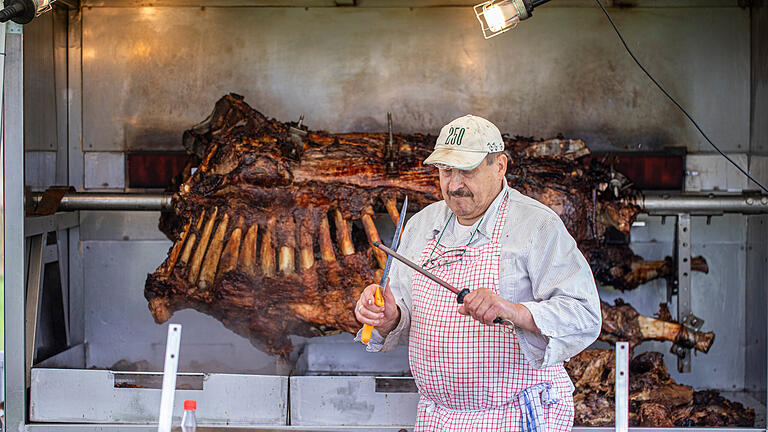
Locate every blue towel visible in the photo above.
<box><xmin>517</xmin><ymin>382</ymin><xmax>560</xmax><ymax>432</ymax></box>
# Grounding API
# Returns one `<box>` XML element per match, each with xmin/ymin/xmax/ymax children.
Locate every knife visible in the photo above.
<box><xmin>360</xmin><ymin>196</ymin><xmax>408</xmax><ymax>343</ymax></box>
<box><xmin>372</xmin><ymin>241</ymin><xmax>510</xmax><ymax>325</ymax></box>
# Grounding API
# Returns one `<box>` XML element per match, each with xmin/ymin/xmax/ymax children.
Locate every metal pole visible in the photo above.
<box><xmin>23</xmin><ymin>191</ymin><xmax>768</xmax><ymax>214</ymax></box>
<box><xmin>615</xmin><ymin>342</ymin><xmax>629</xmax><ymax>432</ymax></box>
<box><xmin>640</xmin><ymin>192</ymin><xmax>768</xmax><ymax>215</ymax></box>
<box><xmin>157</xmin><ymin>324</ymin><xmax>182</xmax><ymax>432</ymax></box>
<box><xmin>67</xmin><ymin>6</ymin><xmax>85</xmax><ymax>347</ymax></box>
<box><xmin>29</xmin><ymin>191</ymin><xmax>172</xmax><ymax>211</ymax></box>
<box><xmin>3</xmin><ymin>21</ymin><xmax>27</xmax><ymax>432</ymax></box>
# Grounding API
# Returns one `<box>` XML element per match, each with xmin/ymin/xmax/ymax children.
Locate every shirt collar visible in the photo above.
<box><xmin>432</xmin><ymin>181</ymin><xmax>510</xmax><ymax>240</ymax></box>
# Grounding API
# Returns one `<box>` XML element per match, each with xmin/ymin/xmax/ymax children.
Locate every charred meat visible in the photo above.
<box><xmin>566</xmin><ymin>349</ymin><xmax>755</xmax><ymax>427</ymax></box>
<box><xmin>145</xmin><ymin>94</ymin><xmax>706</xmax><ymax>355</ymax></box>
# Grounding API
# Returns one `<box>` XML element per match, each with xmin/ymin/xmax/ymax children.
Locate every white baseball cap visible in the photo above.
<box><xmin>424</xmin><ymin>114</ymin><xmax>505</xmax><ymax>170</ymax></box>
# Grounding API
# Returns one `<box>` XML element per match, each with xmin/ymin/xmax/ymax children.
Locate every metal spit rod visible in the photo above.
<box><xmin>27</xmin><ymin>191</ymin><xmax>768</xmax><ymax>214</ymax></box>
<box><xmin>640</xmin><ymin>192</ymin><xmax>768</xmax><ymax>215</ymax></box>
<box><xmin>29</xmin><ymin>192</ymin><xmax>172</xmax><ymax>211</ymax></box>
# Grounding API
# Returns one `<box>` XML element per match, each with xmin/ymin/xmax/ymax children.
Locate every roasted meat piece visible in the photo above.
<box><xmin>600</xmin><ymin>300</ymin><xmax>714</xmax><ymax>353</ymax></box>
<box><xmin>565</xmin><ymin>350</ymin><xmax>755</xmax><ymax>427</ymax></box>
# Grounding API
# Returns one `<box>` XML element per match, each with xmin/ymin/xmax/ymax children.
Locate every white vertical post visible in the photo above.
<box><xmin>158</xmin><ymin>324</ymin><xmax>182</xmax><ymax>432</ymax></box>
<box><xmin>615</xmin><ymin>342</ymin><xmax>629</xmax><ymax>432</ymax></box>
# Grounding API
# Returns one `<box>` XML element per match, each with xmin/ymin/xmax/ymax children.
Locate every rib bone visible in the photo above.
<box><xmin>361</xmin><ymin>206</ymin><xmax>387</xmax><ymax>269</ymax></box>
<box><xmin>279</xmin><ymin>247</ymin><xmax>295</xmax><ymax>274</ymax></box>
<box><xmin>383</xmin><ymin>197</ymin><xmax>400</xmax><ymax>225</ymax></box>
<box><xmin>237</xmin><ymin>224</ymin><xmax>259</xmax><ymax>277</ymax></box>
<box><xmin>278</xmin><ymin>217</ymin><xmax>297</xmax><ymax>274</ymax></box>
<box><xmin>333</xmin><ymin>209</ymin><xmax>355</xmax><ymax>256</ymax></box>
<box><xmin>179</xmin><ymin>210</ymin><xmax>206</xmax><ymax>267</ymax></box>
<box><xmin>318</xmin><ymin>215</ymin><xmax>336</xmax><ymax>262</ymax></box>
<box><xmin>219</xmin><ymin>217</ymin><xmax>244</xmax><ymax>274</ymax></box>
<box><xmin>199</xmin><ymin>213</ymin><xmax>230</xmax><ymax>289</ymax></box>
<box><xmin>188</xmin><ymin>207</ymin><xmax>218</xmax><ymax>284</ymax></box>
<box><xmin>159</xmin><ymin>221</ymin><xmax>191</xmax><ymax>279</ymax></box>
<box><xmin>261</xmin><ymin>218</ymin><xmax>276</xmax><ymax>277</ymax></box>
<box><xmin>298</xmin><ymin>217</ymin><xmax>314</xmax><ymax>270</ymax></box>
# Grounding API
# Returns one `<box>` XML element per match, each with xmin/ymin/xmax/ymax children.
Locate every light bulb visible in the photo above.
<box><xmin>484</xmin><ymin>4</ymin><xmax>507</xmax><ymax>32</ymax></box>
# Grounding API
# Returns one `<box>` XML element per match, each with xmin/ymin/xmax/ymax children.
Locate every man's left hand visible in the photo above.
<box><xmin>457</xmin><ymin>288</ymin><xmax>518</xmax><ymax>326</ymax></box>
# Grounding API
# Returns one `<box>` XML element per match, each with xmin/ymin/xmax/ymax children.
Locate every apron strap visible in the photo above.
<box><xmin>517</xmin><ymin>382</ymin><xmax>560</xmax><ymax>432</ymax></box>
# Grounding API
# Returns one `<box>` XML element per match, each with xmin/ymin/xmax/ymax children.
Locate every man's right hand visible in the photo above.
<box><xmin>355</xmin><ymin>280</ymin><xmax>401</xmax><ymax>338</ymax></box>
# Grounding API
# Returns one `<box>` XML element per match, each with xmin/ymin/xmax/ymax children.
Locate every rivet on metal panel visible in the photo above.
<box><xmin>7</xmin><ymin>23</ymin><xmax>23</xmax><ymax>33</ymax></box>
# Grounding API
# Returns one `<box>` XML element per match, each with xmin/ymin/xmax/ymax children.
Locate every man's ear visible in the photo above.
<box><xmin>498</xmin><ymin>153</ymin><xmax>508</xmax><ymax>176</ymax></box>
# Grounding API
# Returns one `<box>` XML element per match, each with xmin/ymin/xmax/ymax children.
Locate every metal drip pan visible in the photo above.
<box><xmin>30</xmin><ymin>367</ymin><xmax>288</xmax><ymax>425</ymax></box>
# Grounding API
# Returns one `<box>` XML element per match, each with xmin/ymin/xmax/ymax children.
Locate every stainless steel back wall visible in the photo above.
<box><xmin>81</xmin><ymin>4</ymin><xmax>749</xmax><ymax>152</ymax></box>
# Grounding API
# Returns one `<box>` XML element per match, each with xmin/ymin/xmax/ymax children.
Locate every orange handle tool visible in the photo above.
<box><xmin>360</xmin><ymin>284</ymin><xmax>386</xmax><ymax>343</ymax></box>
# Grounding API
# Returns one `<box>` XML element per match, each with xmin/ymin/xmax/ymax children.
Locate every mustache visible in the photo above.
<box><xmin>448</xmin><ymin>188</ymin><xmax>474</xmax><ymax>198</ymax></box>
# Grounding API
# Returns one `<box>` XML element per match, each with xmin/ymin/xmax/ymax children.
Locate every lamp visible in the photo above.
<box><xmin>0</xmin><ymin>0</ymin><xmax>54</xmax><ymax>24</ymax></box>
<box><xmin>474</xmin><ymin>0</ymin><xmax>551</xmax><ymax>39</ymax></box>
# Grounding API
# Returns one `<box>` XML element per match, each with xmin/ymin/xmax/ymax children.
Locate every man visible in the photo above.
<box><xmin>354</xmin><ymin>115</ymin><xmax>601</xmax><ymax>432</ymax></box>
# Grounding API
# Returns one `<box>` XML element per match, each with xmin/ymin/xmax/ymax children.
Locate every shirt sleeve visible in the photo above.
<box><xmin>516</xmin><ymin>214</ymin><xmax>602</xmax><ymax>369</ymax></box>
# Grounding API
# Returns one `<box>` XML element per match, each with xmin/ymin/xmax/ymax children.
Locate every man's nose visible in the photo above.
<box><xmin>447</xmin><ymin>173</ymin><xmax>464</xmax><ymax>191</ymax></box>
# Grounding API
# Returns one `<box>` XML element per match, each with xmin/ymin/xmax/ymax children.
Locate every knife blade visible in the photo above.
<box><xmin>361</xmin><ymin>196</ymin><xmax>408</xmax><ymax>343</ymax></box>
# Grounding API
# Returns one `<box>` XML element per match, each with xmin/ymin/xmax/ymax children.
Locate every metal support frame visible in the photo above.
<box><xmin>22</xmin><ymin>213</ymin><xmax>78</xmax><ymax>391</ymax></box>
<box><xmin>4</xmin><ymin>14</ymin><xmax>82</xmax><ymax>431</ymax></box>
<box><xmin>67</xmin><ymin>6</ymin><xmax>86</xmax><ymax>349</ymax></box>
<box><xmin>667</xmin><ymin>213</ymin><xmax>707</xmax><ymax>373</ymax></box>
<box><xmin>675</xmin><ymin>214</ymin><xmax>692</xmax><ymax>372</ymax></box>
<box><xmin>24</xmin><ymin>234</ymin><xmax>45</xmax><ymax>390</ymax></box>
<box><xmin>3</xmin><ymin>21</ymin><xmax>27</xmax><ymax>432</ymax></box>
<box><xmin>25</xmin><ymin>212</ymin><xmax>79</xmax><ymax>236</ymax></box>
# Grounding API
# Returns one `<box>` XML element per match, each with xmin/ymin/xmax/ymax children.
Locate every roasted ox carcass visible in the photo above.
<box><xmin>145</xmin><ymin>94</ymin><xmax>708</xmax><ymax>355</ymax></box>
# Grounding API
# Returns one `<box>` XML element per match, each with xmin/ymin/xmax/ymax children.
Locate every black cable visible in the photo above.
<box><xmin>0</xmin><ymin>1</ymin><xmax>24</xmax><ymax>22</ymax></box>
<box><xmin>593</xmin><ymin>0</ymin><xmax>768</xmax><ymax>194</ymax></box>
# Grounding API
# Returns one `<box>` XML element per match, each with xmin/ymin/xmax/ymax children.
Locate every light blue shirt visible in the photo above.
<box><xmin>358</xmin><ymin>182</ymin><xmax>602</xmax><ymax>370</ymax></box>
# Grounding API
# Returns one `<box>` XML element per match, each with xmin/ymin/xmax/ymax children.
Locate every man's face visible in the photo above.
<box><xmin>436</xmin><ymin>153</ymin><xmax>508</xmax><ymax>224</ymax></box>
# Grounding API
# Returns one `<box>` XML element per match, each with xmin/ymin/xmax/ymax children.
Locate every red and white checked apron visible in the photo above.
<box><xmin>409</xmin><ymin>193</ymin><xmax>575</xmax><ymax>432</ymax></box>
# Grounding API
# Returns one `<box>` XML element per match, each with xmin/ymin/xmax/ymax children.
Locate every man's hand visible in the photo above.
<box><xmin>355</xmin><ymin>279</ymin><xmax>401</xmax><ymax>337</ymax></box>
<box><xmin>458</xmin><ymin>288</ymin><xmax>519</xmax><ymax>326</ymax></box>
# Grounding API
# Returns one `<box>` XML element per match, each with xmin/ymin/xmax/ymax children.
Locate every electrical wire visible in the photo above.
<box><xmin>593</xmin><ymin>0</ymin><xmax>768</xmax><ymax>194</ymax></box>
